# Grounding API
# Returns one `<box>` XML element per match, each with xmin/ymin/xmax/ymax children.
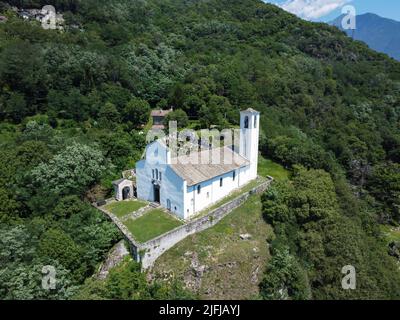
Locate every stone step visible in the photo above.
<box><xmin>150</xmin><ymin>202</ymin><xmax>160</xmax><ymax>208</ymax></box>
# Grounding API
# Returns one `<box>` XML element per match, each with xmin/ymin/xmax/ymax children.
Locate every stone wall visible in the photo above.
<box><xmin>96</xmin><ymin>205</ymin><xmax>142</xmax><ymax>263</ymax></box>
<box><xmin>139</xmin><ymin>177</ymin><xmax>273</xmax><ymax>269</ymax></box>
<box><xmin>95</xmin><ymin>177</ymin><xmax>273</xmax><ymax>270</ymax></box>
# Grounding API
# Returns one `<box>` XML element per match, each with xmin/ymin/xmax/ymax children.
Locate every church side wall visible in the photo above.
<box><xmin>184</xmin><ymin>169</ymin><xmax>242</xmax><ymax>218</ymax></box>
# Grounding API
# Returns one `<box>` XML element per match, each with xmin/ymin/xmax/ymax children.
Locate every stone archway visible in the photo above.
<box><xmin>112</xmin><ymin>179</ymin><xmax>134</xmax><ymax>201</ymax></box>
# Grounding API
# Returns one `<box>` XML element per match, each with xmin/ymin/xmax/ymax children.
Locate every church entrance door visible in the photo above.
<box><xmin>153</xmin><ymin>185</ymin><xmax>160</xmax><ymax>203</ymax></box>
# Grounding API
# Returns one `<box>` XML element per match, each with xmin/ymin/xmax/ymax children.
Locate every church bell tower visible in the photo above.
<box><xmin>239</xmin><ymin>108</ymin><xmax>260</xmax><ymax>180</ymax></box>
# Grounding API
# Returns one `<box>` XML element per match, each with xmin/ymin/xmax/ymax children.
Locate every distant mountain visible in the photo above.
<box><xmin>330</xmin><ymin>13</ymin><xmax>400</xmax><ymax>61</ymax></box>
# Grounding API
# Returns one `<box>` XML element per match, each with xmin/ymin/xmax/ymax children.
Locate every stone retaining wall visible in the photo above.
<box><xmin>96</xmin><ymin>206</ymin><xmax>142</xmax><ymax>262</ymax></box>
<box><xmin>96</xmin><ymin>177</ymin><xmax>273</xmax><ymax>270</ymax></box>
<box><xmin>139</xmin><ymin>177</ymin><xmax>273</xmax><ymax>269</ymax></box>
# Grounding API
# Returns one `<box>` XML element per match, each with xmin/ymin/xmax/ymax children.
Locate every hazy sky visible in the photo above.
<box><xmin>264</xmin><ymin>0</ymin><xmax>400</xmax><ymax>22</ymax></box>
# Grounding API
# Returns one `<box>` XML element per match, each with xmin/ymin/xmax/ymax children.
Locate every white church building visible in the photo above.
<box><xmin>135</xmin><ymin>108</ymin><xmax>260</xmax><ymax>220</ymax></box>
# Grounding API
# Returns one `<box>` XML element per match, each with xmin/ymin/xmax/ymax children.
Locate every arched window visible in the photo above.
<box><xmin>244</xmin><ymin>116</ymin><xmax>249</xmax><ymax>129</ymax></box>
<box><xmin>197</xmin><ymin>185</ymin><xmax>201</xmax><ymax>194</ymax></box>
<box><xmin>233</xmin><ymin>171</ymin><xmax>236</xmax><ymax>181</ymax></box>
<box><xmin>220</xmin><ymin>178</ymin><xmax>223</xmax><ymax>187</ymax></box>
<box><xmin>254</xmin><ymin>116</ymin><xmax>257</xmax><ymax>128</ymax></box>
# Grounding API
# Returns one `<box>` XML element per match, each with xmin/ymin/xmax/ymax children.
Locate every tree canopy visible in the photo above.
<box><xmin>0</xmin><ymin>0</ymin><xmax>399</xmax><ymax>300</ymax></box>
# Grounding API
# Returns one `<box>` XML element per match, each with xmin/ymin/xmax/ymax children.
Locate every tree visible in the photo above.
<box><xmin>0</xmin><ymin>225</ymin><xmax>79</xmax><ymax>300</ymax></box>
<box><xmin>123</xmin><ymin>98</ymin><xmax>151</xmax><ymax>128</ymax></box>
<box><xmin>96</xmin><ymin>131</ymin><xmax>133</xmax><ymax>170</ymax></box>
<box><xmin>0</xmin><ymin>225</ymin><xmax>35</xmax><ymax>264</ymax></box>
<box><xmin>38</xmin><ymin>228</ymin><xmax>82</xmax><ymax>275</ymax></box>
<box><xmin>260</xmin><ymin>246</ymin><xmax>311</xmax><ymax>300</ymax></box>
<box><xmin>75</xmin><ymin>258</ymin><xmax>195</xmax><ymax>300</ymax></box>
<box><xmin>123</xmin><ymin>43</ymin><xmax>187</xmax><ymax>103</ymax></box>
<box><xmin>53</xmin><ymin>195</ymin><xmax>87</xmax><ymax>220</ymax></box>
<box><xmin>15</xmin><ymin>140</ymin><xmax>52</xmax><ymax>169</ymax></box>
<box><xmin>105</xmin><ymin>259</ymin><xmax>151</xmax><ymax>300</ymax></box>
<box><xmin>267</xmin><ymin>133</ymin><xmax>330</xmax><ymax>171</ymax></box>
<box><xmin>20</xmin><ymin>120</ymin><xmax>54</xmax><ymax>143</ymax></box>
<box><xmin>30</xmin><ymin>143</ymin><xmax>108</xmax><ymax>196</ymax></box>
<box><xmin>0</xmin><ymin>188</ymin><xmax>20</xmax><ymax>224</ymax></box>
<box><xmin>198</xmin><ymin>95</ymin><xmax>233</xmax><ymax>128</ymax></box>
<box><xmin>262</xmin><ymin>167</ymin><xmax>400</xmax><ymax>300</ymax></box>
<box><xmin>262</xmin><ymin>181</ymin><xmax>293</xmax><ymax>225</ymax></box>
<box><xmin>3</xmin><ymin>92</ymin><xmax>27</xmax><ymax>122</ymax></box>
<box><xmin>47</xmin><ymin>89</ymin><xmax>90</xmax><ymax>121</ymax></box>
<box><xmin>367</xmin><ymin>162</ymin><xmax>400</xmax><ymax>223</ymax></box>
<box><xmin>263</xmin><ymin>167</ymin><xmax>339</xmax><ymax>225</ymax></box>
<box><xmin>0</xmin><ymin>40</ymin><xmax>46</xmax><ymax>106</ymax></box>
<box><xmin>0</xmin><ymin>261</ymin><xmax>78</xmax><ymax>300</ymax></box>
<box><xmin>98</xmin><ymin>102</ymin><xmax>120</xmax><ymax>128</ymax></box>
<box><xmin>164</xmin><ymin>109</ymin><xmax>189</xmax><ymax>129</ymax></box>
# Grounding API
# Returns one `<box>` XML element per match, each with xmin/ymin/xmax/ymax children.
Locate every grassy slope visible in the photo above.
<box><xmin>258</xmin><ymin>156</ymin><xmax>290</xmax><ymax>181</ymax></box>
<box><xmin>380</xmin><ymin>225</ymin><xmax>400</xmax><ymax>244</ymax></box>
<box><xmin>150</xmin><ymin>158</ymin><xmax>287</xmax><ymax>299</ymax></box>
<box><xmin>151</xmin><ymin>194</ymin><xmax>273</xmax><ymax>299</ymax></box>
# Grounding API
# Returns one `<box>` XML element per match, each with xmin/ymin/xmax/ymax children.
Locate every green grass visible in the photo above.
<box><xmin>258</xmin><ymin>155</ymin><xmax>289</xmax><ymax>181</ymax></box>
<box><xmin>105</xmin><ymin>200</ymin><xmax>147</xmax><ymax>218</ymax></box>
<box><xmin>124</xmin><ymin>209</ymin><xmax>183</xmax><ymax>243</ymax></box>
<box><xmin>380</xmin><ymin>225</ymin><xmax>400</xmax><ymax>243</ymax></box>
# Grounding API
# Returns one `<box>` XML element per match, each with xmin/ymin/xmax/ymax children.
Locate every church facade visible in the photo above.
<box><xmin>135</xmin><ymin>108</ymin><xmax>260</xmax><ymax>220</ymax></box>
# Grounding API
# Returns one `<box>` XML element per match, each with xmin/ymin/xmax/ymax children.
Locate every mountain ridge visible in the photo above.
<box><xmin>330</xmin><ymin>12</ymin><xmax>400</xmax><ymax>60</ymax></box>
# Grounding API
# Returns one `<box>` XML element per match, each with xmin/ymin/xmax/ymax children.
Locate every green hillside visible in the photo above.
<box><xmin>151</xmin><ymin>193</ymin><xmax>273</xmax><ymax>300</ymax></box>
<box><xmin>0</xmin><ymin>0</ymin><xmax>399</xmax><ymax>300</ymax></box>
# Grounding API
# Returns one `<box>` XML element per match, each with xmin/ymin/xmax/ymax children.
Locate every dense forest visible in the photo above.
<box><xmin>0</xmin><ymin>0</ymin><xmax>399</xmax><ymax>299</ymax></box>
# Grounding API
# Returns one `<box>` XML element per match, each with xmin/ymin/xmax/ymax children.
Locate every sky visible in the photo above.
<box><xmin>264</xmin><ymin>0</ymin><xmax>400</xmax><ymax>22</ymax></box>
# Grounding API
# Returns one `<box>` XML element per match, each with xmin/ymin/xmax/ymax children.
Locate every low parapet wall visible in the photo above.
<box><xmin>96</xmin><ymin>177</ymin><xmax>273</xmax><ymax>270</ymax></box>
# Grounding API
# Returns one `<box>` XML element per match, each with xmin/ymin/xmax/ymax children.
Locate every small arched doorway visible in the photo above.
<box><xmin>122</xmin><ymin>186</ymin><xmax>131</xmax><ymax>200</ymax></box>
<box><xmin>113</xmin><ymin>179</ymin><xmax>134</xmax><ymax>201</ymax></box>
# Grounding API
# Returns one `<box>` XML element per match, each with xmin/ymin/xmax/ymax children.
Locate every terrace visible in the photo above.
<box><xmin>101</xmin><ymin>199</ymin><xmax>183</xmax><ymax>243</ymax></box>
<box><xmin>99</xmin><ymin>156</ymin><xmax>287</xmax><ymax>246</ymax></box>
